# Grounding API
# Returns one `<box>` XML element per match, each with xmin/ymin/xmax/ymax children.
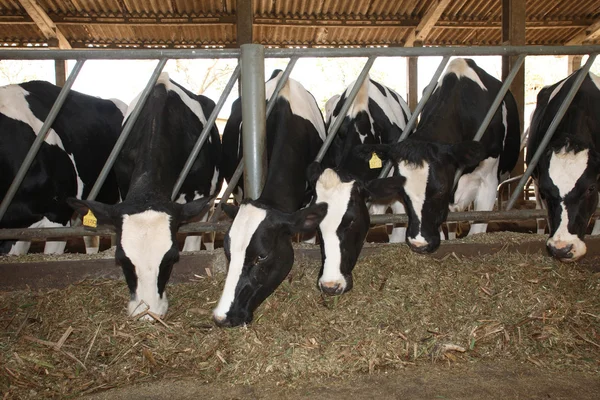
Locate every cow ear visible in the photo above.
<box><xmin>286</xmin><ymin>203</ymin><xmax>328</xmax><ymax>234</ymax></box>
<box><xmin>179</xmin><ymin>197</ymin><xmax>212</xmax><ymax>224</ymax></box>
<box><xmin>221</xmin><ymin>203</ymin><xmax>240</xmax><ymax>220</ymax></box>
<box><xmin>365</xmin><ymin>176</ymin><xmax>406</xmax><ymax>200</ymax></box>
<box><xmin>306</xmin><ymin>161</ymin><xmax>325</xmax><ymax>188</ymax></box>
<box><xmin>67</xmin><ymin>198</ymin><xmax>115</xmax><ymax>225</ymax></box>
<box><xmin>450</xmin><ymin>141</ymin><xmax>487</xmax><ymax>169</ymax></box>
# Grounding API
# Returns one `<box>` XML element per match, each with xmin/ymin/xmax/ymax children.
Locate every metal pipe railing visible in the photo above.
<box><xmin>87</xmin><ymin>58</ymin><xmax>168</xmax><ymax>201</ymax></box>
<box><xmin>378</xmin><ymin>55</ymin><xmax>451</xmax><ymax>178</ymax></box>
<box><xmin>1</xmin><ymin>45</ymin><xmax>600</xmax><ymax>60</ymax></box>
<box><xmin>505</xmin><ymin>53</ymin><xmax>598</xmax><ymax>210</ymax></box>
<box><xmin>0</xmin><ymin>59</ymin><xmax>85</xmax><ymax>222</ymax></box>
<box><xmin>170</xmin><ymin>63</ymin><xmax>241</xmax><ymax>200</ymax></box>
<box><xmin>314</xmin><ymin>56</ymin><xmax>376</xmax><ymax>162</ymax></box>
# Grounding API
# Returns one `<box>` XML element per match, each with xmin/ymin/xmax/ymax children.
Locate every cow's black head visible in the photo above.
<box><xmin>535</xmin><ymin>146</ymin><xmax>600</xmax><ymax>262</ymax></box>
<box><xmin>212</xmin><ymin>200</ymin><xmax>327</xmax><ymax>327</ymax></box>
<box><xmin>356</xmin><ymin>140</ymin><xmax>487</xmax><ymax>253</ymax></box>
<box><xmin>68</xmin><ymin>195</ymin><xmax>211</xmax><ymax>318</ymax></box>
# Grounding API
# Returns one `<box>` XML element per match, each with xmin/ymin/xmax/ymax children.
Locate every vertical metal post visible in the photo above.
<box><xmin>378</xmin><ymin>55</ymin><xmax>451</xmax><ymax>178</ymax></box>
<box><xmin>452</xmin><ymin>54</ymin><xmax>526</xmax><ymax>188</ymax></box>
<box><xmin>314</xmin><ymin>56</ymin><xmax>376</xmax><ymax>163</ymax></box>
<box><xmin>86</xmin><ymin>58</ymin><xmax>167</xmax><ymax>201</ymax></box>
<box><xmin>171</xmin><ymin>64</ymin><xmax>241</xmax><ymax>200</ymax></box>
<box><xmin>0</xmin><ymin>59</ymin><xmax>85</xmax><ymax>223</ymax></box>
<box><xmin>505</xmin><ymin>53</ymin><xmax>598</xmax><ymax>210</ymax></box>
<box><xmin>241</xmin><ymin>44</ymin><xmax>267</xmax><ymax>200</ymax></box>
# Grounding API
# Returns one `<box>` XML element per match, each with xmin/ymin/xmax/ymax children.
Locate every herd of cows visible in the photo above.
<box><xmin>0</xmin><ymin>58</ymin><xmax>598</xmax><ymax>327</ymax></box>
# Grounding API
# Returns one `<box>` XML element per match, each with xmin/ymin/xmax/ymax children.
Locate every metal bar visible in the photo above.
<box><xmin>0</xmin><ymin>59</ymin><xmax>85</xmax><ymax>223</ymax></box>
<box><xmin>505</xmin><ymin>53</ymin><xmax>598</xmax><ymax>210</ymax></box>
<box><xmin>378</xmin><ymin>55</ymin><xmax>451</xmax><ymax>178</ymax></box>
<box><xmin>314</xmin><ymin>56</ymin><xmax>376</xmax><ymax>162</ymax></box>
<box><xmin>86</xmin><ymin>58</ymin><xmax>167</xmax><ymax>201</ymax></box>
<box><xmin>452</xmin><ymin>54</ymin><xmax>526</xmax><ymax>188</ymax></box>
<box><xmin>241</xmin><ymin>44</ymin><xmax>267</xmax><ymax>200</ymax></box>
<box><xmin>209</xmin><ymin>57</ymin><xmax>299</xmax><ymax>220</ymax></box>
<box><xmin>171</xmin><ymin>63</ymin><xmax>241</xmax><ymax>200</ymax></box>
<box><xmin>1</xmin><ymin>45</ymin><xmax>600</xmax><ymax>60</ymax></box>
<box><xmin>4</xmin><ymin>207</ymin><xmax>600</xmax><ymax>240</ymax></box>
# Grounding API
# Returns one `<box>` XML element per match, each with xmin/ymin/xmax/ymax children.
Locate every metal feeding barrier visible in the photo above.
<box><xmin>0</xmin><ymin>45</ymin><xmax>599</xmax><ymax>243</ymax></box>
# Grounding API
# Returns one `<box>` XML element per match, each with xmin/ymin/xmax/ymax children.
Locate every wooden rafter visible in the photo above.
<box><xmin>404</xmin><ymin>0</ymin><xmax>452</xmax><ymax>47</ymax></box>
<box><xmin>566</xmin><ymin>18</ymin><xmax>600</xmax><ymax>45</ymax></box>
<box><xmin>17</xmin><ymin>0</ymin><xmax>71</xmax><ymax>49</ymax></box>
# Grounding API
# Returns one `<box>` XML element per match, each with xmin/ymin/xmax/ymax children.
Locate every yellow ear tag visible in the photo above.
<box><xmin>369</xmin><ymin>152</ymin><xmax>382</xmax><ymax>169</ymax></box>
<box><xmin>83</xmin><ymin>209</ymin><xmax>97</xmax><ymax>228</ymax></box>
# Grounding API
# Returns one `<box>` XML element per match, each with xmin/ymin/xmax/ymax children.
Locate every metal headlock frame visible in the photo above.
<box><xmin>0</xmin><ymin>45</ymin><xmax>599</xmax><ymax>241</ymax></box>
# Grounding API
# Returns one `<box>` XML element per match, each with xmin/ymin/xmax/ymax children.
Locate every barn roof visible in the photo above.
<box><xmin>0</xmin><ymin>0</ymin><xmax>598</xmax><ymax>50</ymax></box>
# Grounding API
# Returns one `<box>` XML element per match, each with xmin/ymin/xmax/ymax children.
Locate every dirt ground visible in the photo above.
<box><xmin>81</xmin><ymin>361</ymin><xmax>600</xmax><ymax>400</ymax></box>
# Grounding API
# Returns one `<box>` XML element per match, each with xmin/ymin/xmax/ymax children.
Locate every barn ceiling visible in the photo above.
<box><xmin>0</xmin><ymin>0</ymin><xmax>598</xmax><ymax>49</ymax></box>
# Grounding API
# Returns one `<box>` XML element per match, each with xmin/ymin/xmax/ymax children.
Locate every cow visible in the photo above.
<box><xmin>213</xmin><ymin>70</ymin><xmax>328</xmax><ymax>327</ymax></box>
<box><xmin>68</xmin><ymin>73</ymin><xmax>221</xmax><ymax>318</ymax></box>
<box><xmin>306</xmin><ymin>77</ymin><xmax>412</xmax><ymax>295</ymax></box>
<box><xmin>0</xmin><ymin>80</ymin><xmax>126</xmax><ymax>255</ymax></box>
<box><xmin>354</xmin><ymin>58</ymin><xmax>521</xmax><ymax>254</ymax></box>
<box><xmin>527</xmin><ymin>69</ymin><xmax>600</xmax><ymax>262</ymax></box>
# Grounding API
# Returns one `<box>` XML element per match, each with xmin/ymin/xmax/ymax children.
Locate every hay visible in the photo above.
<box><xmin>1</xmin><ymin>235</ymin><xmax>599</xmax><ymax>398</ymax></box>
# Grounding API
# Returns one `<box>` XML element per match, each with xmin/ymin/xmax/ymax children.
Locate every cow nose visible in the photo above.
<box><xmin>547</xmin><ymin>242</ymin><xmax>574</xmax><ymax>260</ymax></box>
<box><xmin>213</xmin><ymin>314</ymin><xmax>232</xmax><ymax>328</ymax></box>
<box><xmin>408</xmin><ymin>238</ymin><xmax>431</xmax><ymax>253</ymax></box>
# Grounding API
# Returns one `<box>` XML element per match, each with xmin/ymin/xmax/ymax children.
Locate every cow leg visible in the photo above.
<box><xmin>42</xmin><ymin>218</ymin><xmax>68</xmax><ymax>254</ymax></box>
<box><xmin>591</xmin><ymin>218</ymin><xmax>600</xmax><ymax>236</ymax></box>
<box><xmin>449</xmin><ymin>170</ymin><xmax>481</xmax><ymax>240</ymax></box>
<box><xmin>388</xmin><ymin>200</ymin><xmax>406</xmax><ymax>243</ymax></box>
<box><xmin>8</xmin><ymin>240</ymin><xmax>31</xmax><ymax>256</ymax></box>
<box><xmin>368</xmin><ymin>202</ymin><xmax>389</xmax><ymax>243</ymax></box>
<box><xmin>84</xmin><ymin>235</ymin><xmax>100</xmax><ymax>254</ymax></box>
<box><xmin>469</xmin><ymin>172</ymin><xmax>499</xmax><ymax>236</ymax></box>
<box><xmin>534</xmin><ymin>181</ymin><xmax>548</xmax><ymax>235</ymax></box>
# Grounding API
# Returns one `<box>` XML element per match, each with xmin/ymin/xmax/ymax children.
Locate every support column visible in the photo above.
<box><xmin>502</xmin><ymin>0</ymin><xmax>526</xmax><ymax>204</ymax></box>
<box><xmin>241</xmin><ymin>44</ymin><xmax>266</xmax><ymax>200</ymax></box>
<box><xmin>406</xmin><ymin>41</ymin><xmax>422</xmax><ymax>111</ymax></box>
<box><xmin>54</xmin><ymin>59</ymin><xmax>67</xmax><ymax>86</ymax></box>
<box><xmin>236</xmin><ymin>0</ymin><xmax>253</xmax><ymax>46</ymax></box>
<box><xmin>568</xmin><ymin>55</ymin><xmax>583</xmax><ymax>74</ymax></box>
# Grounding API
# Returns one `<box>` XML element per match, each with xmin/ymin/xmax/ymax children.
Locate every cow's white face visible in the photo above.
<box><xmin>120</xmin><ymin>210</ymin><xmax>174</xmax><ymax>318</ymax></box>
<box><xmin>539</xmin><ymin>147</ymin><xmax>598</xmax><ymax>262</ymax></box>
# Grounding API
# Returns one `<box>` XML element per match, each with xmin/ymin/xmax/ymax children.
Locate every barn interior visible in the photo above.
<box><xmin>0</xmin><ymin>1</ymin><xmax>600</xmax><ymax>399</ymax></box>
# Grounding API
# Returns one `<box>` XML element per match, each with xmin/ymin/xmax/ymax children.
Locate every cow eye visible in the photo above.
<box><xmin>588</xmin><ymin>185</ymin><xmax>597</xmax><ymax>194</ymax></box>
<box><xmin>254</xmin><ymin>254</ymin><xmax>268</xmax><ymax>265</ymax></box>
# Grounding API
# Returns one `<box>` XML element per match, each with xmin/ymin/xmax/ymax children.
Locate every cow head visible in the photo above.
<box><xmin>212</xmin><ymin>200</ymin><xmax>327</xmax><ymax>327</ymax></box>
<box><xmin>356</xmin><ymin>140</ymin><xmax>487</xmax><ymax>253</ymax></box>
<box><xmin>68</xmin><ymin>196</ymin><xmax>211</xmax><ymax>318</ymax></box>
<box><xmin>535</xmin><ymin>146</ymin><xmax>600</xmax><ymax>262</ymax></box>
<box><xmin>306</xmin><ymin>163</ymin><xmax>375</xmax><ymax>295</ymax></box>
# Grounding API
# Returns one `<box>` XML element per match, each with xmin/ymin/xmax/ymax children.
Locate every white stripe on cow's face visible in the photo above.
<box><xmin>265</xmin><ymin>72</ymin><xmax>327</xmax><ymax>141</ymax></box>
<box><xmin>398</xmin><ymin>160</ymin><xmax>430</xmax><ymax>246</ymax></box>
<box><xmin>315</xmin><ymin>169</ymin><xmax>355</xmax><ymax>291</ymax></box>
<box><xmin>0</xmin><ymin>85</ymin><xmax>65</xmax><ymax>149</ymax></box>
<box><xmin>444</xmin><ymin>58</ymin><xmax>487</xmax><ymax>91</ymax></box>
<box><xmin>547</xmin><ymin>148</ymin><xmax>589</xmax><ymax>260</ymax></box>
<box><xmin>213</xmin><ymin>204</ymin><xmax>267</xmax><ymax>320</ymax></box>
<box><xmin>121</xmin><ymin>210</ymin><xmax>173</xmax><ymax>317</ymax></box>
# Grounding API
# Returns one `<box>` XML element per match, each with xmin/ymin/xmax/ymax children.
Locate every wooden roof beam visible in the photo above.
<box><xmin>566</xmin><ymin>18</ymin><xmax>600</xmax><ymax>45</ymax></box>
<box><xmin>404</xmin><ymin>0</ymin><xmax>452</xmax><ymax>47</ymax></box>
<box><xmin>17</xmin><ymin>0</ymin><xmax>71</xmax><ymax>49</ymax></box>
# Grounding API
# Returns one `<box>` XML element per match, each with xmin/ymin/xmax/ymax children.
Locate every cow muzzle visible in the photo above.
<box><xmin>546</xmin><ymin>238</ymin><xmax>586</xmax><ymax>262</ymax></box>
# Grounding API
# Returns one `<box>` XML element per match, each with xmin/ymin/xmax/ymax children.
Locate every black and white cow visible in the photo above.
<box><xmin>213</xmin><ymin>71</ymin><xmax>328</xmax><ymax>327</ymax></box>
<box><xmin>356</xmin><ymin>58</ymin><xmax>521</xmax><ymax>254</ymax></box>
<box><xmin>0</xmin><ymin>80</ymin><xmax>126</xmax><ymax>255</ymax></box>
<box><xmin>68</xmin><ymin>73</ymin><xmax>221</xmax><ymax>318</ymax></box>
<box><xmin>307</xmin><ymin>77</ymin><xmax>411</xmax><ymax>295</ymax></box>
<box><xmin>527</xmin><ymin>69</ymin><xmax>600</xmax><ymax>262</ymax></box>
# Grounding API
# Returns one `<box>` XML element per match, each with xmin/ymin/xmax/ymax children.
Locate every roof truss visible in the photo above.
<box><xmin>404</xmin><ymin>0</ymin><xmax>452</xmax><ymax>47</ymax></box>
<box><xmin>17</xmin><ymin>0</ymin><xmax>71</xmax><ymax>49</ymax></box>
<box><xmin>566</xmin><ymin>18</ymin><xmax>600</xmax><ymax>45</ymax></box>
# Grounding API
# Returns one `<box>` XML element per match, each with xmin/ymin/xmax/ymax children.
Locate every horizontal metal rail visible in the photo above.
<box><xmin>3</xmin><ymin>208</ymin><xmax>600</xmax><ymax>240</ymax></box>
<box><xmin>1</xmin><ymin>45</ymin><xmax>600</xmax><ymax>60</ymax></box>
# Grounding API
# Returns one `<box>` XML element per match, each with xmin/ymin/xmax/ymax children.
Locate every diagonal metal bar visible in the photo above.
<box><xmin>0</xmin><ymin>59</ymin><xmax>85</xmax><ymax>223</ymax></box>
<box><xmin>86</xmin><ymin>58</ymin><xmax>167</xmax><ymax>201</ymax></box>
<box><xmin>171</xmin><ymin>63</ymin><xmax>241</xmax><ymax>200</ymax></box>
<box><xmin>209</xmin><ymin>57</ymin><xmax>299</xmax><ymax>222</ymax></box>
<box><xmin>452</xmin><ymin>54</ymin><xmax>526</xmax><ymax>189</ymax></box>
<box><xmin>378</xmin><ymin>55</ymin><xmax>451</xmax><ymax>178</ymax></box>
<box><xmin>314</xmin><ymin>56</ymin><xmax>376</xmax><ymax>163</ymax></box>
<box><xmin>506</xmin><ymin>53</ymin><xmax>598</xmax><ymax>211</ymax></box>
